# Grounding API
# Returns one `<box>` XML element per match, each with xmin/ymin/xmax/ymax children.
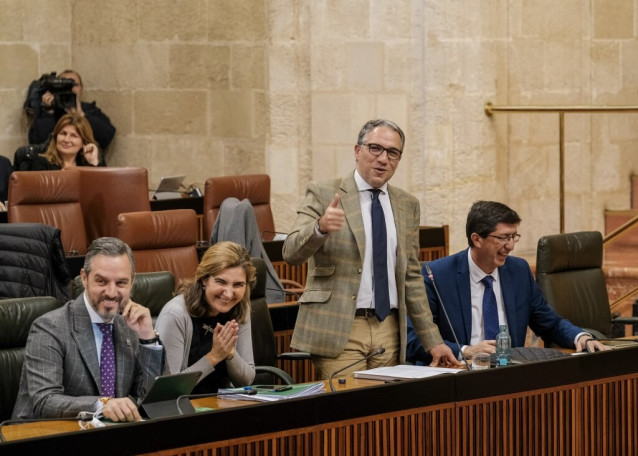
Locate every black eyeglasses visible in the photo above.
<box><xmin>487</xmin><ymin>233</ymin><xmax>521</xmax><ymax>244</ymax></box>
<box><xmin>360</xmin><ymin>143</ymin><xmax>402</xmax><ymax>161</ymax></box>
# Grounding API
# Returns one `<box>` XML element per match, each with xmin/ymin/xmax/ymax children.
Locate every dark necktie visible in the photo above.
<box><xmin>370</xmin><ymin>189</ymin><xmax>390</xmax><ymax>321</ymax></box>
<box><xmin>97</xmin><ymin>323</ymin><xmax>116</xmax><ymax>397</ymax></box>
<box><xmin>481</xmin><ymin>276</ymin><xmax>499</xmax><ymax>340</ymax></box>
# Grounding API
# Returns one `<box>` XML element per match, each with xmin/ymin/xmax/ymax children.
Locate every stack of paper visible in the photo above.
<box><xmin>220</xmin><ymin>382</ymin><xmax>325</xmax><ymax>402</ymax></box>
<box><xmin>353</xmin><ymin>364</ymin><xmax>463</xmax><ymax>381</ymax></box>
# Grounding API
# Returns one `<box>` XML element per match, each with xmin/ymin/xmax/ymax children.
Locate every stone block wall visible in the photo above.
<box><xmin>1</xmin><ymin>0</ymin><xmax>637</xmax><ymax>254</ymax></box>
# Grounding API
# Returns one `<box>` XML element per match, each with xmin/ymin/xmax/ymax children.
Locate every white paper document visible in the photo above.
<box><xmin>353</xmin><ymin>364</ymin><xmax>463</xmax><ymax>382</ymax></box>
<box><xmin>219</xmin><ymin>382</ymin><xmax>325</xmax><ymax>402</ymax></box>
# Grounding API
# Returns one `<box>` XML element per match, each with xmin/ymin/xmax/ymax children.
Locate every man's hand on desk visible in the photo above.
<box><xmin>429</xmin><ymin>343</ymin><xmax>463</xmax><ymax>368</ymax></box>
<box><xmin>575</xmin><ymin>335</ymin><xmax>611</xmax><ymax>353</ymax></box>
<box><xmin>101</xmin><ymin>397</ymin><xmax>143</xmax><ymax>422</ymax></box>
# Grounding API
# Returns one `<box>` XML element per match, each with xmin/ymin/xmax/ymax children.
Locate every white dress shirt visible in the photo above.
<box><xmin>467</xmin><ymin>249</ymin><xmax>507</xmax><ymax>345</ymax></box>
<box><xmin>353</xmin><ymin>170</ymin><xmax>398</xmax><ymax>311</ymax></box>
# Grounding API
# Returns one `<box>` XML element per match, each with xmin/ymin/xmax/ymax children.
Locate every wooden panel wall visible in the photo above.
<box><xmin>147</xmin><ymin>374</ymin><xmax>638</xmax><ymax>456</ymax></box>
<box><xmin>150</xmin><ymin>404</ymin><xmax>456</xmax><ymax>456</ymax></box>
<box><xmin>456</xmin><ymin>374</ymin><xmax>638</xmax><ymax>456</ymax></box>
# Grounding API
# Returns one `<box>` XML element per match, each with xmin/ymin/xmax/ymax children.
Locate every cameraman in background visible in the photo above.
<box><xmin>25</xmin><ymin>69</ymin><xmax>116</xmax><ymax>153</ymax></box>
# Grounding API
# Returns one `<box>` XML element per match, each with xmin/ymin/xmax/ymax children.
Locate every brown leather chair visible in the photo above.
<box><xmin>203</xmin><ymin>174</ymin><xmax>275</xmax><ymax>241</ymax></box>
<box><xmin>7</xmin><ymin>170</ymin><xmax>88</xmax><ymax>255</ymax></box>
<box><xmin>116</xmin><ymin>209</ymin><xmax>199</xmax><ymax>287</ymax></box>
<box><xmin>78</xmin><ymin>167</ymin><xmax>151</xmax><ymax>242</ymax></box>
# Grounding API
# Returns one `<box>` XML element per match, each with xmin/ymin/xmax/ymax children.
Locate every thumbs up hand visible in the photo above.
<box><xmin>318</xmin><ymin>193</ymin><xmax>345</xmax><ymax>234</ymax></box>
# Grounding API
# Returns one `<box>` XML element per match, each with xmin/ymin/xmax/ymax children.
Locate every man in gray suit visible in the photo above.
<box><xmin>13</xmin><ymin>237</ymin><xmax>164</xmax><ymax>422</ymax></box>
<box><xmin>283</xmin><ymin>119</ymin><xmax>460</xmax><ymax>379</ymax></box>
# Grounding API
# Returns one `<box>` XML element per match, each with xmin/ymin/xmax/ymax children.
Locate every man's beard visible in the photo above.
<box><xmin>92</xmin><ymin>295</ymin><xmax>126</xmax><ymax>323</ymax></box>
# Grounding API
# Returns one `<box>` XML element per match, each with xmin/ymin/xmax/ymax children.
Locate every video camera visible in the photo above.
<box><xmin>23</xmin><ymin>72</ymin><xmax>77</xmax><ymax>117</ymax></box>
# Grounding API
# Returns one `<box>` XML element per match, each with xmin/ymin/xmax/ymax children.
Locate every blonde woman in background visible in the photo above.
<box><xmin>19</xmin><ymin>113</ymin><xmax>103</xmax><ymax>171</ymax></box>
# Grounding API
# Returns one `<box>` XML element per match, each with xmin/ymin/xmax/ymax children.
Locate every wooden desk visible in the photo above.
<box><xmin>2</xmin><ymin>347</ymin><xmax>638</xmax><ymax>455</ymax></box>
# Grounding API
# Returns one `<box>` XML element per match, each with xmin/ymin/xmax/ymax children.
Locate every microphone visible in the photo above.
<box><xmin>175</xmin><ymin>389</ymin><xmax>258</xmax><ymax>415</ymax></box>
<box><xmin>328</xmin><ymin>347</ymin><xmax>386</xmax><ymax>392</ymax></box>
<box><xmin>424</xmin><ymin>265</ymin><xmax>471</xmax><ymax>371</ymax></box>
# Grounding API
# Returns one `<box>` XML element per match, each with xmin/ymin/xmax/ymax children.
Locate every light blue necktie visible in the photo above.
<box><xmin>481</xmin><ymin>276</ymin><xmax>499</xmax><ymax>340</ymax></box>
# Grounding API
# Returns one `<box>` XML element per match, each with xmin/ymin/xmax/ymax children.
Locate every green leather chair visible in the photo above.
<box><xmin>0</xmin><ymin>296</ymin><xmax>62</xmax><ymax>421</ymax></box>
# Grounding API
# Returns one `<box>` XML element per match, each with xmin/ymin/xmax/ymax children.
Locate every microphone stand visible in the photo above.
<box><xmin>328</xmin><ymin>347</ymin><xmax>386</xmax><ymax>392</ymax></box>
<box><xmin>425</xmin><ymin>265</ymin><xmax>471</xmax><ymax>371</ymax></box>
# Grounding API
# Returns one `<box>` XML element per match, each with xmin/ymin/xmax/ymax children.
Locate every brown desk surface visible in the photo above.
<box><xmin>0</xmin><ymin>378</ymin><xmax>382</xmax><ymax>442</ymax></box>
<box><xmin>3</xmin><ymin>347</ymin><xmax>638</xmax><ymax>456</ymax></box>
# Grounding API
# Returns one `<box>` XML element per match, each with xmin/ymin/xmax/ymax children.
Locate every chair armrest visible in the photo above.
<box><xmin>581</xmin><ymin>328</ymin><xmax>608</xmax><ymax>340</ymax></box>
<box><xmin>278</xmin><ymin>351</ymin><xmax>311</xmax><ymax>361</ymax></box>
<box><xmin>254</xmin><ymin>365</ymin><xmax>294</xmax><ymax>385</ymax></box>
<box><xmin>280</xmin><ymin>279</ymin><xmax>304</xmax><ymax>299</ymax></box>
<box><xmin>611</xmin><ymin>316</ymin><xmax>638</xmax><ymax>325</ymax></box>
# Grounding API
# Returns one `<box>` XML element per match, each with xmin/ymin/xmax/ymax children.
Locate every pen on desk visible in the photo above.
<box><xmin>252</xmin><ymin>385</ymin><xmax>293</xmax><ymax>392</ymax></box>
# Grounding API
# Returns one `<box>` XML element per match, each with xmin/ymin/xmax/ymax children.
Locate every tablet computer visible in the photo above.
<box><xmin>151</xmin><ymin>175</ymin><xmax>186</xmax><ymax>200</ymax></box>
<box><xmin>138</xmin><ymin>371</ymin><xmax>202</xmax><ymax>419</ymax></box>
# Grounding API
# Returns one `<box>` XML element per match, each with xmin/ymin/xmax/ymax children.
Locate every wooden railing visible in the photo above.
<box><xmin>604</xmin><ymin>213</ymin><xmax>638</xmax><ymax>312</ymax></box>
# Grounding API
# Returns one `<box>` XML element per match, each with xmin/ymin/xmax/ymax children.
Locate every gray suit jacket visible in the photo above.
<box><xmin>283</xmin><ymin>174</ymin><xmax>443</xmax><ymax>360</ymax></box>
<box><xmin>12</xmin><ymin>295</ymin><xmax>164</xmax><ymax>419</ymax></box>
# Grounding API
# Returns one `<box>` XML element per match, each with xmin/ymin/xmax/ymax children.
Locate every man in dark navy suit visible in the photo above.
<box><xmin>407</xmin><ymin>201</ymin><xmax>608</xmax><ymax>365</ymax></box>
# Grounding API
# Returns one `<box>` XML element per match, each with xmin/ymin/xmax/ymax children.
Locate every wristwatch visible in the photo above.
<box><xmin>139</xmin><ymin>331</ymin><xmax>161</xmax><ymax>345</ymax></box>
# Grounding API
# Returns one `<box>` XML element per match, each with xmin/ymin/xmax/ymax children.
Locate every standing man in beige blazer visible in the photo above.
<box><xmin>283</xmin><ymin>119</ymin><xmax>460</xmax><ymax>379</ymax></box>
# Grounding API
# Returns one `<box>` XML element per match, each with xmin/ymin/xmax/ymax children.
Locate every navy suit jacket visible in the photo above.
<box><xmin>406</xmin><ymin>249</ymin><xmax>583</xmax><ymax>364</ymax></box>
